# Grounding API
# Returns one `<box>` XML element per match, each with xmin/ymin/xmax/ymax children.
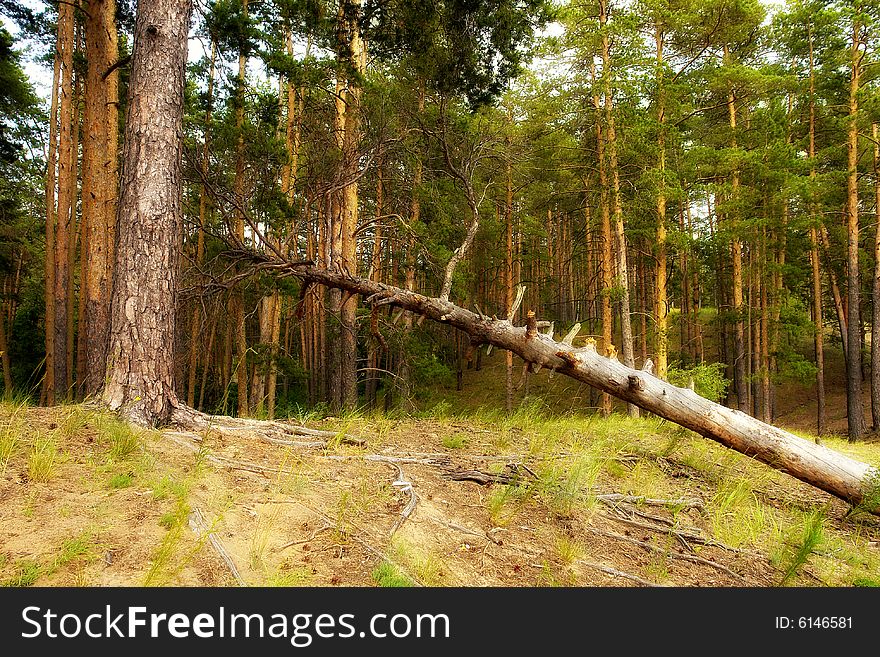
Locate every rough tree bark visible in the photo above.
<box><xmin>102</xmin><ymin>0</ymin><xmax>193</xmax><ymax>426</ymax></box>
<box><xmin>230</xmin><ymin>253</ymin><xmax>880</xmax><ymax>513</ymax></box>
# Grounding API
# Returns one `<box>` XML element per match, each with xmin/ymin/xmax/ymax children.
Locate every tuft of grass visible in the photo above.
<box><xmin>57</xmin><ymin>407</ymin><xmax>92</xmax><ymax>440</ymax></box>
<box><xmin>538</xmin><ymin>451</ymin><xmax>603</xmax><ymax>517</ymax></box>
<box><xmin>389</xmin><ymin>539</ymin><xmax>446</xmax><ymax>586</ymax></box>
<box><xmin>775</xmin><ymin>510</ymin><xmax>825</xmax><ymax>586</ymax></box>
<box><xmin>441</xmin><ymin>433</ymin><xmax>467</xmax><ymax>449</ymax></box>
<box><xmin>2</xmin><ymin>559</ymin><xmax>42</xmax><ymax>587</ymax></box>
<box><xmin>0</xmin><ymin>415</ymin><xmax>23</xmax><ymax>475</ymax></box>
<box><xmin>144</xmin><ymin>480</ymin><xmax>191</xmax><ymax>586</ymax></box>
<box><xmin>53</xmin><ymin>533</ymin><xmax>95</xmax><ymax>569</ymax></box>
<box><xmin>265</xmin><ymin>567</ymin><xmax>313</xmax><ymax>587</ymax></box>
<box><xmin>95</xmin><ymin>415</ymin><xmax>141</xmax><ymax>460</ymax></box>
<box><xmin>158</xmin><ymin>512</ymin><xmax>176</xmax><ymax>530</ymax></box>
<box><xmin>371</xmin><ymin>561</ymin><xmax>412</xmax><ymax>587</ymax></box>
<box><xmin>109</xmin><ymin>472</ymin><xmax>133</xmax><ymax>489</ymax></box>
<box><xmin>853</xmin><ymin>577</ymin><xmax>880</xmax><ymax>587</ymax></box>
<box><xmin>249</xmin><ymin>506</ymin><xmax>280</xmax><ymax>572</ymax></box>
<box><xmin>554</xmin><ymin>534</ymin><xmax>584</xmax><ymax>567</ymax></box>
<box><xmin>27</xmin><ymin>435</ymin><xmax>58</xmax><ymax>483</ymax></box>
<box><xmin>708</xmin><ymin>477</ymin><xmax>769</xmax><ymax>548</ymax></box>
<box><xmin>151</xmin><ymin>475</ymin><xmax>188</xmax><ymax>501</ymax></box>
<box><xmin>487</xmin><ymin>482</ymin><xmax>533</xmax><ymax>527</ymax></box>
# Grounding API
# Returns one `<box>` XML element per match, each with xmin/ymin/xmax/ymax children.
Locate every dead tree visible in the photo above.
<box><xmin>228</xmin><ymin>250</ymin><xmax>880</xmax><ymax>514</ymax></box>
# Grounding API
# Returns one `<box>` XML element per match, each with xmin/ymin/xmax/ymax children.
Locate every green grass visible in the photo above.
<box><xmin>95</xmin><ymin>414</ymin><xmax>142</xmax><ymax>460</ymax></box>
<box><xmin>853</xmin><ymin>577</ymin><xmax>880</xmax><ymax>587</ymax></box>
<box><xmin>265</xmin><ymin>567</ymin><xmax>313</xmax><ymax>587</ymax></box>
<box><xmin>441</xmin><ymin>433</ymin><xmax>467</xmax><ymax>449</ymax></box>
<box><xmin>0</xmin><ymin>413</ymin><xmax>23</xmax><ymax>475</ymax></box>
<box><xmin>109</xmin><ymin>472</ymin><xmax>133</xmax><ymax>489</ymax></box>
<box><xmin>144</xmin><ymin>476</ymin><xmax>192</xmax><ymax>586</ymax></box>
<box><xmin>774</xmin><ymin>510</ymin><xmax>826</xmax><ymax>586</ymax></box>
<box><xmin>0</xmin><ymin>532</ymin><xmax>95</xmax><ymax>587</ymax></box>
<box><xmin>151</xmin><ymin>474</ymin><xmax>188</xmax><ymax>501</ymax></box>
<box><xmin>487</xmin><ymin>481</ymin><xmax>533</xmax><ymax>527</ymax></box>
<box><xmin>53</xmin><ymin>534</ymin><xmax>95</xmax><ymax>569</ymax></box>
<box><xmin>389</xmin><ymin>539</ymin><xmax>446</xmax><ymax>586</ymax></box>
<box><xmin>27</xmin><ymin>435</ymin><xmax>58</xmax><ymax>483</ymax></box>
<box><xmin>371</xmin><ymin>561</ymin><xmax>413</xmax><ymax>587</ymax></box>
<box><xmin>2</xmin><ymin>559</ymin><xmax>41</xmax><ymax>587</ymax></box>
<box><xmin>538</xmin><ymin>452</ymin><xmax>602</xmax><ymax>517</ymax></box>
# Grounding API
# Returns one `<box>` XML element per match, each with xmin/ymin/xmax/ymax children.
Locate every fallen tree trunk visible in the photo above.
<box><xmin>231</xmin><ymin>252</ymin><xmax>880</xmax><ymax>514</ymax></box>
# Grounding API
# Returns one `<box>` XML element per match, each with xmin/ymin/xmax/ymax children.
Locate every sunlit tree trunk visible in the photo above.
<box><xmin>600</xmin><ymin>0</ymin><xmax>637</xmax><ymax>417</ymax></box>
<box><xmin>654</xmin><ymin>23</ymin><xmax>668</xmax><ymax>381</ymax></box>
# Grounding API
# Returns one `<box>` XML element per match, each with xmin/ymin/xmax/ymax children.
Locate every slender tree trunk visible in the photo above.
<box><xmin>600</xmin><ymin>0</ymin><xmax>637</xmax><ymax>417</ymax></box>
<box><xmin>505</xmin><ymin>125</ymin><xmax>515</xmax><ymax>413</ymax></box>
<box><xmin>725</xmin><ymin>47</ymin><xmax>748</xmax><ymax>414</ymax></box>
<box><xmin>186</xmin><ymin>39</ymin><xmax>215</xmax><ymax>408</ymax></box>
<box><xmin>102</xmin><ymin>0</ymin><xmax>193</xmax><ymax>426</ymax></box>
<box><xmin>871</xmin><ymin>121</ymin><xmax>880</xmax><ymax>431</ymax></box>
<box><xmin>846</xmin><ymin>19</ymin><xmax>866</xmax><ymax>440</ymax></box>
<box><xmin>340</xmin><ymin>0</ymin><xmax>365</xmax><ymax>409</ymax></box>
<box><xmin>52</xmin><ymin>0</ymin><xmax>76</xmax><ymax>401</ymax></box>
<box><xmin>806</xmin><ymin>27</ymin><xmax>825</xmax><ymax>435</ymax></box>
<box><xmin>817</xmin><ymin>222</ymin><xmax>848</xmax><ymax>355</ymax></box>
<box><xmin>43</xmin><ymin>17</ymin><xmax>62</xmax><ymax>406</ymax></box>
<box><xmin>654</xmin><ymin>24</ymin><xmax>668</xmax><ymax>380</ymax></box>
<box><xmin>231</xmin><ymin>0</ymin><xmax>249</xmax><ymax>417</ymax></box>
<box><xmin>592</xmin><ymin>62</ymin><xmax>613</xmax><ymax>417</ymax></box>
<box><xmin>82</xmin><ymin>0</ymin><xmax>119</xmax><ymax>396</ymax></box>
<box><xmin>366</xmin><ymin>152</ymin><xmax>384</xmax><ymax>408</ymax></box>
<box><xmin>0</xmin><ymin>301</ymin><xmax>12</xmax><ymax>392</ymax></box>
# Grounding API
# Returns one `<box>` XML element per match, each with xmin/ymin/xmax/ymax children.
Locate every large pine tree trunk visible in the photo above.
<box><xmin>102</xmin><ymin>0</ymin><xmax>193</xmax><ymax>426</ymax></box>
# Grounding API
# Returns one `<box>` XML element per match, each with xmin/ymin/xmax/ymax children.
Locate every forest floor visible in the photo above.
<box><xmin>1</xmin><ymin>351</ymin><xmax>879</xmax><ymax>588</ymax></box>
